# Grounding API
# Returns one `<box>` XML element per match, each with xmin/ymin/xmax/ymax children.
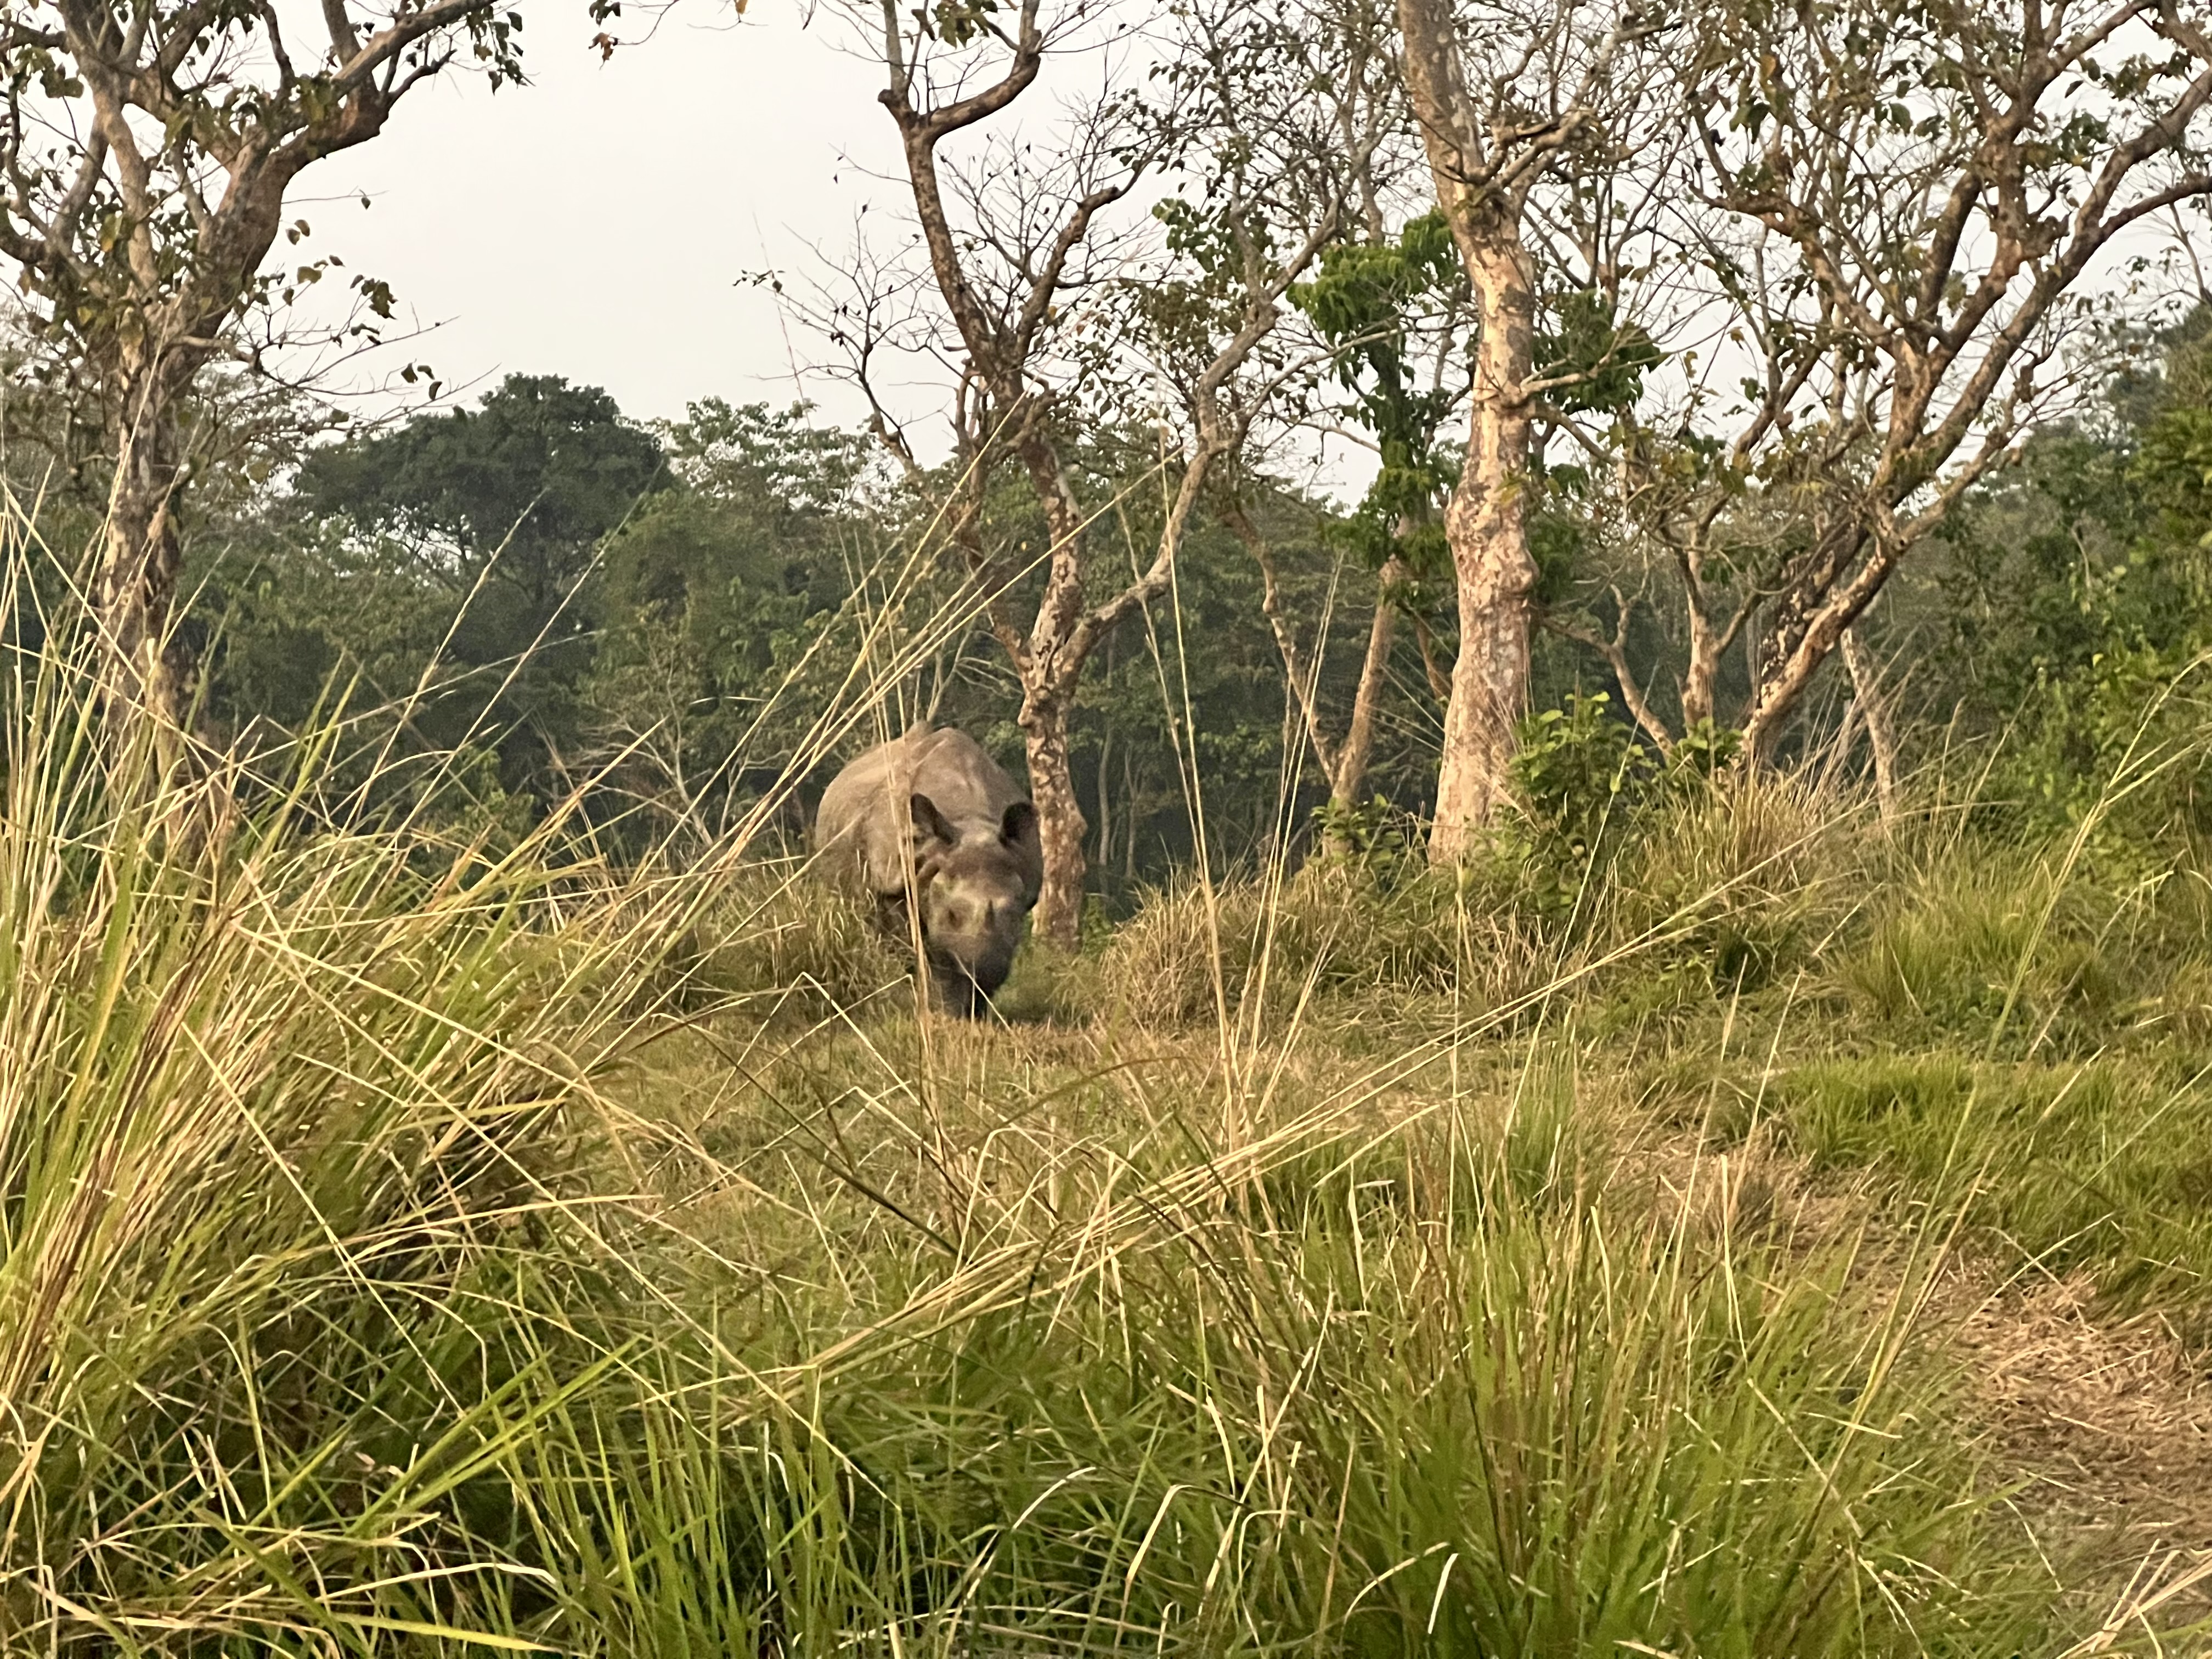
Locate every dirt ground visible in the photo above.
<box><xmin>1944</xmin><ymin>1267</ymin><xmax>2212</xmax><ymax>1638</ymax></box>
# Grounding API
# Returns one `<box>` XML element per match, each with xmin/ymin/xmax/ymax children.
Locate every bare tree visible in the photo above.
<box><xmin>1640</xmin><ymin>0</ymin><xmax>2212</xmax><ymax>760</ymax></box>
<box><xmin>1395</xmin><ymin>0</ymin><xmax>1664</xmax><ymax>861</ymax></box>
<box><xmin>1221</xmin><ymin>496</ymin><xmax>1405</xmax><ymax>847</ymax></box>
<box><xmin>828</xmin><ymin>0</ymin><xmax>1378</xmax><ymax>946</ymax></box>
<box><xmin>0</xmin><ymin>0</ymin><xmax>522</xmax><ymax>757</ymax></box>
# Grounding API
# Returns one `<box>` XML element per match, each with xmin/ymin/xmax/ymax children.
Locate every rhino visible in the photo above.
<box><xmin>813</xmin><ymin>724</ymin><xmax>1044</xmax><ymax>1015</ymax></box>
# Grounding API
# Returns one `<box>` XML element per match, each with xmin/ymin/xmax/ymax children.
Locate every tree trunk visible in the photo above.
<box><xmin>1840</xmin><ymin>625</ymin><xmax>1899</xmax><ymax>821</ymax></box>
<box><xmin>1094</xmin><ymin>720</ymin><xmax>1113</xmax><ymax>879</ymax></box>
<box><xmin>1680</xmin><ymin>609</ymin><xmax>1722</xmax><ymax>732</ymax></box>
<box><xmin>1332</xmin><ymin>557</ymin><xmax>1400</xmax><ymax>816</ymax></box>
<box><xmin>96</xmin><ymin>386</ymin><xmax>191</xmax><ymax>769</ymax></box>
<box><xmin>1427</xmin><ymin>241</ymin><xmax>1538</xmax><ymax>863</ymax></box>
<box><xmin>1232</xmin><ymin>497</ymin><xmax>1403</xmax><ymax>850</ymax></box>
<box><xmin>1020</xmin><ymin>684</ymin><xmax>1088</xmax><ymax>951</ymax></box>
<box><xmin>1397</xmin><ymin>0</ymin><xmax>1542</xmax><ymax>865</ymax></box>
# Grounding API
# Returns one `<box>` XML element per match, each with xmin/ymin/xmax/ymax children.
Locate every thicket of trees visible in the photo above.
<box><xmin>8</xmin><ymin>0</ymin><xmax>2212</xmax><ymax>926</ymax></box>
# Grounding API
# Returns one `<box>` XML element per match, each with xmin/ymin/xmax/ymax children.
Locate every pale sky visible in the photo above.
<box><xmin>304</xmin><ymin>0</ymin><xmax>901</xmax><ymax>430</ymax></box>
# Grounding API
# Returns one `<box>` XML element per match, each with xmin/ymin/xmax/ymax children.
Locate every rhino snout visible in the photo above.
<box><xmin>925</xmin><ymin>927</ymin><xmax>1019</xmax><ymax>997</ymax></box>
<box><xmin>919</xmin><ymin>887</ymin><xmax>1026</xmax><ymax>1013</ymax></box>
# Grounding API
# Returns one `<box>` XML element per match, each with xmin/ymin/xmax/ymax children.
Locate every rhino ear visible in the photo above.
<box><xmin>1000</xmin><ymin>800</ymin><xmax>1040</xmax><ymax>854</ymax></box>
<box><xmin>909</xmin><ymin>792</ymin><xmax>956</xmax><ymax>851</ymax></box>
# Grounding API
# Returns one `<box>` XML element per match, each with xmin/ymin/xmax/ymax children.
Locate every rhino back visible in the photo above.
<box><xmin>813</xmin><ymin>727</ymin><xmax>1034</xmax><ymax>898</ymax></box>
<box><xmin>906</xmin><ymin>728</ymin><xmax>1024</xmax><ymax>828</ymax></box>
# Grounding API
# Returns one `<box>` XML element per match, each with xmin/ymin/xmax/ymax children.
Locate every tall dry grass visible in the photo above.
<box><xmin>1</xmin><ymin>492</ymin><xmax>2194</xmax><ymax>1652</ymax></box>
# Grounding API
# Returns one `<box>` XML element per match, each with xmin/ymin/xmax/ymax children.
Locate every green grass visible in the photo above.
<box><xmin>1757</xmin><ymin>1052</ymin><xmax>2212</xmax><ymax>1327</ymax></box>
<box><xmin>12</xmin><ymin>531</ymin><xmax>2212</xmax><ymax>1651</ymax></box>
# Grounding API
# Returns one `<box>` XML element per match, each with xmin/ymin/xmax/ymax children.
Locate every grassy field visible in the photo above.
<box><xmin>8</xmin><ymin>576</ymin><xmax>2212</xmax><ymax>1652</ymax></box>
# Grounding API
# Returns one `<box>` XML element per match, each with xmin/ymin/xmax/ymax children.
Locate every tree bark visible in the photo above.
<box><xmin>1015</xmin><ymin>432</ymin><xmax>1102</xmax><ymax>950</ymax></box>
<box><xmin>1334</xmin><ymin>560</ymin><xmax>1399</xmax><ymax>815</ymax></box>
<box><xmin>1397</xmin><ymin>0</ymin><xmax>1543</xmax><ymax>864</ymax></box>
<box><xmin>1840</xmin><ymin>624</ymin><xmax>1899</xmax><ymax>821</ymax></box>
<box><xmin>1427</xmin><ymin>240</ymin><xmax>1538</xmax><ymax>861</ymax></box>
<box><xmin>1680</xmin><ymin>598</ymin><xmax>1723</xmax><ymax>733</ymax></box>
<box><xmin>96</xmin><ymin>384</ymin><xmax>193</xmax><ymax>756</ymax></box>
<box><xmin>1022</xmin><ymin>690</ymin><xmax>1088</xmax><ymax>947</ymax></box>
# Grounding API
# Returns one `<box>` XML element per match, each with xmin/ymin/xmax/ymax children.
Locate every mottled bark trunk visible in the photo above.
<box><xmin>96</xmin><ymin>385</ymin><xmax>191</xmax><ymax>772</ymax></box>
<box><xmin>1012</xmin><ymin>443</ymin><xmax>1097</xmax><ymax>953</ymax></box>
<box><xmin>1397</xmin><ymin>0</ymin><xmax>1541</xmax><ymax>864</ymax></box>
<box><xmin>1020</xmin><ymin>686</ymin><xmax>1087</xmax><ymax>950</ymax></box>
<box><xmin>1427</xmin><ymin>242</ymin><xmax>1537</xmax><ymax>864</ymax></box>
<box><xmin>1680</xmin><ymin>609</ymin><xmax>1722</xmax><ymax>733</ymax></box>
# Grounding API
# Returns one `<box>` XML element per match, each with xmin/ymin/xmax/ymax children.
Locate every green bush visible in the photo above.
<box><xmin>1505</xmin><ymin>693</ymin><xmax>1746</xmax><ymax>919</ymax></box>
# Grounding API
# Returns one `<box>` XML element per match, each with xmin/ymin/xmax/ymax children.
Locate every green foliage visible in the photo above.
<box><xmin>1608</xmin><ymin>771</ymin><xmax>1853</xmax><ymax>1000</ymax></box>
<box><xmin>1928</xmin><ymin>322</ymin><xmax>2212</xmax><ymax>854</ymax></box>
<box><xmin>294</xmin><ymin>373</ymin><xmax>670</xmax><ymax>614</ymax></box>
<box><xmin>1311</xmin><ymin>791</ymin><xmax>1424</xmax><ymax>865</ymax></box>
<box><xmin>1839</xmin><ymin>854</ymin><xmax>2125</xmax><ymax>1043</ymax></box>
<box><xmin>663</xmin><ymin>862</ymin><xmax>911</xmax><ymax>1019</ymax></box>
<box><xmin>0</xmin><ymin>567</ymin><xmax>665</xmax><ymax>1648</ymax></box>
<box><xmin>1532</xmin><ymin>288</ymin><xmax>1662</xmax><ymax>416</ymax></box>
<box><xmin>1292</xmin><ymin>213</ymin><xmax>1463</xmax><ymax>585</ymax></box>
<box><xmin>1511</xmin><ymin>691</ymin><xmax>1654</xmax><ymax>859</ymax></box>
<box><xmin>202</xmin><ymin>374</ymin><xmax>673</xmax><ymax>810</ymax></box>
<box><xmin>1504</xmin><ymin>694</ymin><xmax>1747</xmax><ymax>920</ymax></box>
<box><xmin>584</xmin><ymin>401</ymin><xmax>879</xmax><ymax>833</ymax></box>
<box><xmin>1096</xmin><ymin>857</ymin><xmax>1534</xmax><ymax>1028</ymax></box>
<box><xmin>1307</xmin><ymin>1205</ymin><xmax>2044</xmax><ymax>1658</ymax></box>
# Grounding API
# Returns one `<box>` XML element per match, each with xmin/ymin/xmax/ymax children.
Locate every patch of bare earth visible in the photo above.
<box><xmin>1940</xmin><ymin>1268</ymin><xmax>2212</xmax><ymax>1642</ymax></box>
<box><xmin>1949</xmin><ymin>1272</ymin><xmax>2212</xmax><ymax>1544</ymax></box>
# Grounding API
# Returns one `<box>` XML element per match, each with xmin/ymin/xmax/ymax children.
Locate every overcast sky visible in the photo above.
<box><xmin>303</xmin><ymin>0</ymin><xmax>900</xmax><ymax>430</ymax></box>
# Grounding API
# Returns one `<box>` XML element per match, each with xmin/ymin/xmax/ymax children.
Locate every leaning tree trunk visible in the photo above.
<box><xmin>1427</xmin><ymin>239</ymin><xmax>1538</xmax><ymax>865</ymax></box>
<box><xmin>1329</xmin><ymin>562</ymin><xmax>1399</xmax><ymax>816</ymax></box>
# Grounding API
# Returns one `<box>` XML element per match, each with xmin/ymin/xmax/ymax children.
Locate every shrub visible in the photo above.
<box><xmin>669</xmin><ymin>859</ymin><xmax>911</xmax><ymax>1019</ymax></box>
<box><xmin>1098</xmin><ymin>858</ymin><xmax>1548</xmax><ymax>1030</ymax></box>
<box><xmin>1505</xmin><ymin>693</ymin><xmax>1747</xmax><ymax>920</ymax></box>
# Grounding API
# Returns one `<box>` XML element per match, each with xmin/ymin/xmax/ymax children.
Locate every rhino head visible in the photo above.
<box><xmin>910</xmin><ymin>792</ymin><xmax>1041</xmax><ymax>1015</ymax></box>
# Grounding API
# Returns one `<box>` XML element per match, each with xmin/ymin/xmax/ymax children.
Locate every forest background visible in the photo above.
<box><xmin>4</xmin><ymin>0</ymin><xmax>2208</xmax><ymax>911</ymax></box>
